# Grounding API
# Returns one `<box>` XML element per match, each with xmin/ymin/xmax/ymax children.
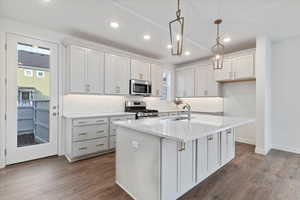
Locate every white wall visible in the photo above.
<box><xmin>223</xmin><ymin>81</ymin><xmax>256</xmax><ymax>145</ymax></box>
<box><xmin>271</xmin><ymin>36</ymin><xmax>300</xmax><ymax>154</ymax></box>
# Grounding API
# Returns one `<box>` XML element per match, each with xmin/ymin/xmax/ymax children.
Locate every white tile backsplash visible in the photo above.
<box><xmin>63</xmin><ymin>95</ymin><xmax>126</xmax><ymax>114</ymax></box>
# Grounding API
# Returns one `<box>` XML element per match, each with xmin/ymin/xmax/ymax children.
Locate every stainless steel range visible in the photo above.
<box><xmin>125</xmin><ymin>100</ymin><xmax>159</xmax><ymax>119</ymax></box>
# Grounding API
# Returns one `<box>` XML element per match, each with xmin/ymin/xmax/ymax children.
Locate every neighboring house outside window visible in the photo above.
<box><xmin>24</xmin><ymin>69</ymin><xmax>33</xmax><ymax>77</ymax></box>
<box><xmin>36</xmin><ymin>71</ymin><xmax>45</xmax><ymax>78</ymax></box>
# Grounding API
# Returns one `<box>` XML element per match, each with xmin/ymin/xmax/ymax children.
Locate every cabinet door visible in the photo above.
<box><xmin>195</xmin><ymin>67</ymin><xmax>207</xmax><ymax>96</ymax></box>
<box><xmin>232</xmin><ymin>54</ymin><xmax>255</xmax><ymax>80</ymax></box>
<box><xmin>214</xmin><ymin>59</ymin><xmax>232</xmax><ymax>81</ymax></box>
<box><xmin>69</xmin><ymin>45</ymin><xmax>86</xmax><ymax>93</ymax></box>
<box><xmin>206</xmin><ymin>65</ymin><xmax>220</xmax><ymax>96</ymax></box>
<box><xmin>183</xmin><ymin>69</ymin><xmax>195</xmax><ymax>97</ymax></box>
<box><xmin>161</xmin><ymin>140</ymin><xmax>180</xmax><ymax>200</ymax></box>
<box><xmin>86</xmin><ymin>49</ymin><xmax>104</xmax><ymax>94</ymax></box>
<box><xmin>207</xmin><ymin>134</ymin><xmax>220</xmax><ymax>173</ymax></box>
<box><xmin>175</xmin><ymin>70</ymin><xmax>185</xmax><ymax>97</ymax></box>
<box><xmin>221</xmin><ymin>129</ymin><xmax>235</xmax><ymax>165</ymax></box>
<box><xmin>105</xmin><ymin>54</ymin><xmax>130</xmax><ymax>95</ymax></box>
<box><xmin>151</xmin><ymin>64</ymin><xmax>163</xmax><ymax>96</ymax></box>
<box><xmin>197</xmin><ymin>137</ymin><xmax>208</xmax><ymax>182</ymax></box>
<box><xmin>131</xmin><ymin>59</ymin><xmax>151</xmax><ymax>81</ymax></box>
<box><xmin>179</xmin><ymin>141</ymin><xmax>195</xmax><ymax>194</ymax></box>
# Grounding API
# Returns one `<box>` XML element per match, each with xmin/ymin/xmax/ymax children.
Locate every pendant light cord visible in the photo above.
<box><xmin>176</xmin><ymin>0</ymin><xmax>181</xmax><ymax>18</ymax></box>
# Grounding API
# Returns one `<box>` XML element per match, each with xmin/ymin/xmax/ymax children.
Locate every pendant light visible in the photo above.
<box><xmin>211</xmin><ymin>19</ymin><xmax>225</xmax><ymax>70</ymax></box>
<box><xmin>169</xmin><ymin>0</ymin><xmax>184</xmax><ymax>56</ymax></box>
<box><xmin>211</xmin><ymin>0</ymin><xmax>225</xmax><ymax>70</ymax></box>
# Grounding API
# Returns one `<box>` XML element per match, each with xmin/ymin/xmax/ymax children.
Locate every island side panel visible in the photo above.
<box><xmin>116</xmin><ymin>127</ymin><xmax>161</xmax><ymax>200</ymax></box>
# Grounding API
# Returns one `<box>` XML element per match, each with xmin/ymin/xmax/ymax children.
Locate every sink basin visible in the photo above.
<box><xmin>161</xmin><ymin>115</ymin><xmax>193</xmax><ymax>121</ymax></box>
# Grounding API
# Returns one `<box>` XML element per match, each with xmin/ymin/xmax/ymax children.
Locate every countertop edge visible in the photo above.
<box><xmin>114</xmin><ymin>119</ymin><xmax>255</xmax><ymax>142</ymax></box>
<box><xmin>62</xmin><ymin>112</ymin><xmax>136</xmax><ymax>119</ymax></box>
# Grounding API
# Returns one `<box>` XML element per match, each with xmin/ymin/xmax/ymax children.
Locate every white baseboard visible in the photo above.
<box><xmin>272</xmin><ymin>144</ymin><xmax>300</xmax><ymax>155</ymax></box>
<box><xmin>236</xmin><ymin>137</ymin><xmax>255</xmax><ymax>145</ymax></box>
<box><xmin>255</xmin><ymin>147</ymin><xmax>270</xmax><ymax>155</ymax></box>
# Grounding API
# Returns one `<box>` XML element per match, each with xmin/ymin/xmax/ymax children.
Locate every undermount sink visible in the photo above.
<box><xmin>161</xmin><ymin>115</ymin><xmax>193</xmax><ymax>121</ymax></box>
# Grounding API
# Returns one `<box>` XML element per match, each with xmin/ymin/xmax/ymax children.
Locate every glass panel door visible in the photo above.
<box><xmin>6</xmin><ymin>34</ymin><xmax>58</xmax><ymax>165</ymax></box>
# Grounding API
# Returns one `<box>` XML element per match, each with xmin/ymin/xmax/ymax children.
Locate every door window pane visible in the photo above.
<box><xmin>17</xmin><ymin>43</ymin><xmax>50</xmax><ymax>147</ymax></box>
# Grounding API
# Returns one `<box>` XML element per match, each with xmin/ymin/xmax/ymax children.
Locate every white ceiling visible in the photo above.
<box><xmin>0</xmin><ymin>0</ymin><xmax>300</xmax><ymax>65</ymax></box>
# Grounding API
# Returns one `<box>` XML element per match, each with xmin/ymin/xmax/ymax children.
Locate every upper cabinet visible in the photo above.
<box><xmin>66</xmin><ymin>45</ymin><xmax>105</xmax><ymax>94</ymax></box>
<box><xmin>105</xmin><ymin>54</ymin><xmax>131</xmax><ymax>95</ymax></box>
<box><xmin>195</xmin><ymin>65</ymin><xmax>220</xmax><ymax>97</ymax></box>
<box><xmin>215</xmin><ymin>49</ymin><xmax>255</xmax><ymax>82</ymax></box>
<box><xmin>151</xmin><ymin>64</ymin><xmax>163</xmax><ymax>97</ymax></box>
<box><xmin>131</xmin><ymin>59</ymin><xmax>151</xmax><ymax>81</ymax></box>
<box><xmin>176</xmin><ymin>68</ymin><xmax>195</xmax><ymax>97</ymax></box>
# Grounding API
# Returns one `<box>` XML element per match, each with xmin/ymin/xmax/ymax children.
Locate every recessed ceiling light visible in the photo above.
<box><xmin>110</xmin><ymin>22</ymin><xmax>119</xmax><ymax>29</ymax></box>
<box><xmin>223</xmin><ymin>37</ymin><xmax>231</xmax><ymax>43</ymax></box>
<box><xmin>43</xmin><ymin>0</ymin><xmax>51</xmax><ymax>3</ymax></box>
<box><xmin>184</xmin><ymin>51</ymin><xmax>191</xmax><ymax>56</ymax></box>
<box><xmin>167</xmin><ymin>45</ymin><xmax>172</xmax><ymax>49</ymax></box>
<box><xmin>143</xmin><ymin>35</ymin><xmax>151</xmax><ymax>40</ymax></box>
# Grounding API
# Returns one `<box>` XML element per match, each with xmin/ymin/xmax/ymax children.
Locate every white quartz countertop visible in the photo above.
<box><xmin>113</xmin><ymin>114</ymin><xmax>255</xmax><ymax>142</ymax></box>
<box><xmin>63</xmin><ymin>112</ymin><xmax>135</xmax><ymax>119</ymax></box>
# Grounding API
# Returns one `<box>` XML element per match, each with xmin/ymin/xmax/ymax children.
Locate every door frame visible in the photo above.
<box><xmin>3</xmin><ymin>32</ymin><xmax>61</xmax><ymax>166</ymax></box>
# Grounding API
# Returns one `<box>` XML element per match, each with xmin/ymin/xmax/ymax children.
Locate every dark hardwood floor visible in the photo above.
<box><xmin>0</xmin><ymin>143</ymin><xmax>299</xmax><ymax>200</ymax></box>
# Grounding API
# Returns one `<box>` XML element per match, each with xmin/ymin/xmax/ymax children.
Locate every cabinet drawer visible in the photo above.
<box><xmin>73</xmin><ymin>118</ymin><xmax>108</xmax><ymax>126</ymax></box>
<box><xmin>109</xmin><ymin>136</ymin><xmax>116</xmax><ymax>149</ymax></box>
<box><xmin>73</xmin><ymin>124</ymin><xmax>108</xmax><ymax>142</ymax></box>
<box><xmin>72</xmin><ymin>138</ymin><xmax>108</xmax><ymax>158</ymax></box>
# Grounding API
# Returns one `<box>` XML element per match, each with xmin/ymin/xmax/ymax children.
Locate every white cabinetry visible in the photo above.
<box><xmin>161</xmin><ymin>140</ymin><xmax>195</xmax><ymax>200</ymax></box>
<box><xmin>232</xmin><ymin>54</ymin><xmax>255</xmax><ymax>80</ymax></box>
<box><xmin>221</xmin><ymin>129</ymin><xmax>235</xmax><ymax>166</ymax></box>
<box><xmin>195</xmin><ymin>65</ymin><xmax>220</xmax><ymax>97</ymax></box>
<box><xmin>131</xmin><ymin>59</ymin><xmax>151</xmax><ymax>81</ymax></box>
<box><xmin>64</xmin><ymin>114</ymin><xmax>135</xmax><ymax>162</ymax></box>
<box><xmin>151</xmin><ymin>64</ymin><xmax>163</xmax><ymax>97</ymax></box>
<box><xmin>215</xmin><ymin>49</ymin><xmax>255</xmax><ymax>82</ymax></box>
<box><xmin>196</xmin><ymin>137</ymin><xmax>208</xmax><ymax>182</ymax></box>
<box><xmin>207</xmin><ymin>134</ymin><xmax>220</xmax><ymax>173</ymax></box>
<box><xmin>67</xmin><ymin>45</ymin><xmax>104</xmax><ymax>94</ymax></box>
<box><xmin>117</xmin><ymin>128</ymin><xmax>236</xmax><ymax>200</ymax></box>
<box><xmin>105</xmin><ymin>54</ymin><xmax>131</xmax><ymax>95</ymax></box>
<box><xmin>176</xmin><ymin>68</ymin><xmax>195</xmax><ymax>97</ymax></box>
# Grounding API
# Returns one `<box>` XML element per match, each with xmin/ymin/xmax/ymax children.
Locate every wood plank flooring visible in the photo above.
<box><xmin>0</xmin><ymin>143</ymin><xmax>299</xmax><ymax>200</ymax></box>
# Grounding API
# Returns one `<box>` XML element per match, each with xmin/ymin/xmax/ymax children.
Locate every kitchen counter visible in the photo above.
<box><xmin>114</xmin><ymin>114</ymin><xmax>254</xmax><ymax>142</ymax></box>
<box><xmin>115</xmin><ymin>113</ymin><xmax>254</xmax><ymax>200</ymax></box>
<box><xmin>62</xmin><ymin>112</ymin><xmax>135</xmax><ymax>119</ymax></box>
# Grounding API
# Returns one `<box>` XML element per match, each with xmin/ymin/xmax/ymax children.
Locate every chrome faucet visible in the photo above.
<box><xmin>182</xmin><ymin>103</ymin><xmax>191</xmax><ymax>120</ymax></box>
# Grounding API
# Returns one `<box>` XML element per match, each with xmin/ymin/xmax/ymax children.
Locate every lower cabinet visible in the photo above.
<box><xmin>162</xmin><ymin>129</ymin><xmax>234</xmax><ymax>200</ymax></box>
<box><xmin>196</xmin><ymin>137</ymin><xmax>208</xmax><ymax>182</ymax></box>
<box><xmin>207</xmin><ymin>133</ymin><xmax>221</xmax><ymax>173</ymax></box>
<box><xmin>221</xmin><ymin>129</ymin><xmax>235</xmax><ymax>166</ymax></box>
<box><xmin>64</xmin><ymin>114</ymin><xmax>135</xmax><ymax>162</ymax></box>
<box><xmin>161</xmin><ymin>140</ymin><xmax>195</xmax><ymax>200</ymax></box>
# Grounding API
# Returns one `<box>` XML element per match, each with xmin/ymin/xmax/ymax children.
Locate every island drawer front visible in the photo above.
<box><xmin>73</xmin><ymin>118</ymin><xmax>108</xmax><ymax>126</ymax></box>
<box><xmin>109</xmin><ymin>136</ymin><xmax>116</xmax><ymax>149</ymax></box>
<box><xmin>73</xmin><ymin>125</ymin><xmax>108</xmax><ymax>142</ymax></box>
<box><xmin>72</xmin><ymin>138</ymin><xmax>108</xmax><ymax>158</ymax></box>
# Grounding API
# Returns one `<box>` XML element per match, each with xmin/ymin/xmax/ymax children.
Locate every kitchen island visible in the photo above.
<box><xmin>113</xmin><ymin>114</ymin><xmax>254</xmax><ymax>200</ymax></box>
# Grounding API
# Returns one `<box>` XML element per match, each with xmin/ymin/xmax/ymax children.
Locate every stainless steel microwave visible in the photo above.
<box><xmin>129</xmin><ymin>79</ymin><xmax>152</xmax><ymax>96</ymax></box>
